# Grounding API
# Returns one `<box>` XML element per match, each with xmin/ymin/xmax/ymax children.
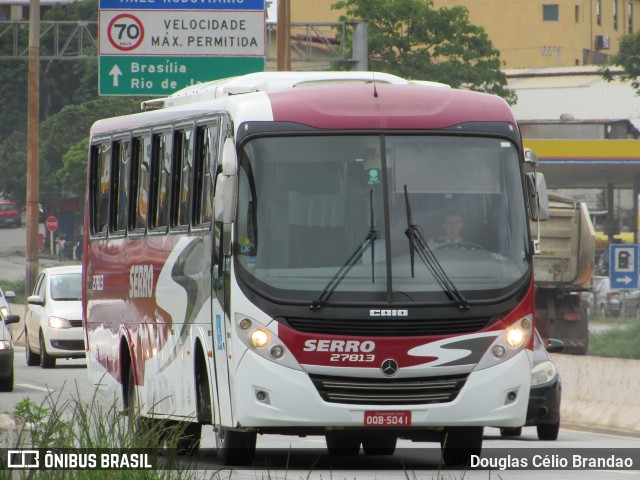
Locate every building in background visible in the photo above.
<box><xmin>435</xmin><ymin>0</ymin><xmax>640</xmax><ymax>67</ymax></box>
<box><xmin>506</xmin><ymin>66</ymin><xmax>640</xmax><ymax>243</ymax></box>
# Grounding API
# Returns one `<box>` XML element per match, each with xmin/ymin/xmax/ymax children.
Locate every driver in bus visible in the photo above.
<box><xmin>427</xmin><ymin>212</ymin><xmax>464</xmax><ymax>249</ymax></box>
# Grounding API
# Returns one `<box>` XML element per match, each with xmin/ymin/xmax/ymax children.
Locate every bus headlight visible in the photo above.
<box><xmin>475</xmin><ymin>315</ymin><xmax>533</xmax><ymax>371</ymax></box>
<box><xmin>250</xmin><ymin>329</ymin><xmax>270</xmax><ymax>348</ymax></box>
<box><xmin>235</xmin><ymin>314</ymin><xmax>303</xmax><ymax>371</ymax></box>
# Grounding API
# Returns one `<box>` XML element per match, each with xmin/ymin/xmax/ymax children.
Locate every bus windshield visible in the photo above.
<box><xmin>235</xmin><ymin>134</ymin><xmax>530</xmax><ymax>304</ymax></box>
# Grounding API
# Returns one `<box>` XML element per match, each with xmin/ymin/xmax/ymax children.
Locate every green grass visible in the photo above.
<box><xmin>1</xmin><ymin>387</ymin><xmax>205</xmax><ymax>480</ymax></box>
<box><xmin>589</xmin><ymin>314</ymin><xmax>635</xmax><ymax>325</ymax></box>
<box><xmin>588</xmin><ymin>321</ymin><xmax>640</xmax><ymax>359</ymax></box>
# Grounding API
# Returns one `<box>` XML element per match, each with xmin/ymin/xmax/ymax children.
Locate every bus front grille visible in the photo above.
<box><xmin>308</xmin><ymin>373</ymin><xmax>468</xmax><ymax>405</ymax></box>
<box><xmin>285</xmin><ymin>317</ymin><xmax>489</xmax><ymax>336</ymax></box>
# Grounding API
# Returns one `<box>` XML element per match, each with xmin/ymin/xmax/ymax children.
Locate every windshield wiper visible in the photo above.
<box><xmin>403</xmin><ymin>185</ymin><xmax>469</xmax><ymax>311</ymax></box>
<box><xmin>310</xmin><ymin>190</ymin><xmax>378</xmax><ymax>311</ymax></box>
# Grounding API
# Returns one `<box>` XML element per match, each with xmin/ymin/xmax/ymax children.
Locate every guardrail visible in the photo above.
<box><xmin>0</xmin><ymin>21</ymin><xmax>354</xmax><ymax>65</ymax></box>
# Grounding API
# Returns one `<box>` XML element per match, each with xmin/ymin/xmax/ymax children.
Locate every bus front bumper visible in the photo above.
<box><xmin>232</xmin><ymin>349</ymin><xmax>531</xmax><ymax>430</ymax></box>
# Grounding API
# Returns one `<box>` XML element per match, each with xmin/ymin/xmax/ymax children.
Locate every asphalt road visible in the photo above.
<box><xmin>0</xmin><ymin>221</ymin><xmax>67</xmax><ymax>283</ymax></box>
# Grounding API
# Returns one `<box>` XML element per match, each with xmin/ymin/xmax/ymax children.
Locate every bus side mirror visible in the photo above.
<box><xmin>214</xmin><ymin>138</ymin><xmax>238</xmax><ymax>225</ymax></box>
<box><xmin>526</xmin><ymin>172</ymin><xmax>549</xmax><ymax>221</ymax></box>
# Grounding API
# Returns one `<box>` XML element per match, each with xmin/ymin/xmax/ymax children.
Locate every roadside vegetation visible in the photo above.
<box><xmin>3</xmin><ymin>390</ymin><xmax>206</xmax><ymax>480</ymax></box>
<box><xmin>4</xmin><ymin>392</ymin><xmax>470</xmax><ymax>479</ymax></box>
<box><xmin>588</xmin><ymin>318</ymin><xmax>640</xmax><ymax>359</ymax></box>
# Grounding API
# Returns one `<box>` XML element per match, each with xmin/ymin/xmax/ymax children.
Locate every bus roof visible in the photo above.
<box><xmin>265</xmin><ymin>82</ymin><xmax>515</xmax><ymax>130</ymax></box>
<box><xmin>142</xmin><ymin>71</ymin><xmax>449</xmax><ymax>110</ymax></box>
<box><xmin>92</xmin><ymin>72</ymin><xmax>515</xmax><ymax>137</ymax></box>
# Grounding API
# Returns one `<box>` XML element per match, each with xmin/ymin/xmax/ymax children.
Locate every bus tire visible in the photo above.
<box><xmin>537</xmin><ymin>421</ymin><xmax>560</xmax><ymax>441</ymax></box>
<box><xmin>362</xmin><ymin>434</ymin><xmax>397</xmax><ymax>455</ymax></box>
<box><xmin>195</xmin><ymin>345</ymin><xmax>212</xmax><ymax>424</ymax></box>
<box><xmin>124</xmin><ymin>363</ymin><xmax>137</xmax><ymax>424</ymax></box>
<box><xmin>325</xmin><ymin>432</ymin><xmax>361</xmax><ymax>456</ymax></box>
<box><xmin>500</xmin><ymin>427</ymin><xmax>522</xmax><ymax>437</ymax></box>
<box><xmin>440</xmin><ymin>427</ymin><xmax>483</xmax><ymax>467</ymax></box>
<box><xmin>215</xmin><ymin>428</ymin><xmax>256</xmax><ymax>466</ymax></box>
<box><xmin>176</xmin><ymin>422</ymin><xmax>202</xmax><ymax>456</ymax></box>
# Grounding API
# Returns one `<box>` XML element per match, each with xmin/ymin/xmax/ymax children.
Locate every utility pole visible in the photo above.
<box><xmin>26</xmin><ymin>0</ymin><xmax>40</xmax><ymax>298</ymax></box>
<box><xmin>276</xmin><ymin>0</ymin><xmax>290</xmax><ymax>71</ymax></box>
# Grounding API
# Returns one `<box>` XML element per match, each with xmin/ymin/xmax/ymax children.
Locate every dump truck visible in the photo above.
<box><xmin>532</xmin><ymin>193</ymin><xmax>595</xmax><ymax>355</ymax></box>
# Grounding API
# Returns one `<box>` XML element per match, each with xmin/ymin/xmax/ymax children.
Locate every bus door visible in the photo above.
<box><xmin>211</xmin><ymin>202</ymin><xmax>233</xmax><ymax>428</ymax></box>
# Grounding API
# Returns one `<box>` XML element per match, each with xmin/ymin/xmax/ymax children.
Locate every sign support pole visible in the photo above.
<box><xmin>26</xmin><ymin>0</ymin><xmax>41</xmax><ymax>299</ymax></box>
<box><xmin>276</xmin><ymin>0</ymin><xmax>290</xmax><ymax>70</ymax></box>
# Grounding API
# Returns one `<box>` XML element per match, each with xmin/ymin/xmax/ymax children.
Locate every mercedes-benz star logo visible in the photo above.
<box><xmin>381</xmin><ymin>358</ymin><xmax>399</xmax><ymax>377</ymax></box>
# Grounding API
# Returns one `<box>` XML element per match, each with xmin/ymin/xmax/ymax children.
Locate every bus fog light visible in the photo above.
<box><xmin>250</xmin><ymin>329</ymin><xmax>270</xmax><ymax>348</ymax></box>
<box><xmin>270</xmin><ymin>345</ymin><xmax>284</xmax><ymax>359</ymax></box>
<box><xmin>239</xmin><ymin>318</ymin><xmax>252</xmax><ymax>330</ymax></box>
<box><xmin>492</xmin><ymin>345</ymin><xmax>506</xmax><ymax>359</ymax></box>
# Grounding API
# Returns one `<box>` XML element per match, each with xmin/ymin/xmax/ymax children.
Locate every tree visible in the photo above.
<box><xmin>332</xmin><ymin>0</ymin><xmax>515</xmax><ymax>104</ymax></box>
<box><xmin>602</xmin><ymin>33</ymin><xmax>640</xmax><ymax>92</ymax></box>
<box><xmin>0</xmin><ymin>97</ymin><xmax>141</xmax><ymax>204</ymax></box>
<box><xmin>0</xmin><ymin>0</ymin><xmax>148</xmax><ymax>206</ymax></box>
<box><xmin>46</xmin><ymin>97</ymin><xmax>141</xmax><ymax>202</ymax></box>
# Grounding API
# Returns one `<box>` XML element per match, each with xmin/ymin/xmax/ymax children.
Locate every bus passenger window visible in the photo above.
<box><xmin>110</xmin><ymin>140</ymin><xmax>130</xmax><ymax>233</ymax></box>
<box><xmin>170</xmin><ymin>129</ymin><xmax>193</xmax><ymax>228</ymax></box>
<box><xmin>193</xmin><ymin>123</ymin><xmax>217</xmax><ymax>226</ymax></box>
<box><xmin>150</xmin><ymin>132</ymin><xmax>172</xmax><ymax>231</ymax></box>
<box><xmin>130</xmin><ymin>137</ymin><xmax>149</xmax><ymax>232</ymax></box>
<box><xmin>90</xmin><ymin>143</ymin><xmax>111</xmax><ymax>235</ymax></box>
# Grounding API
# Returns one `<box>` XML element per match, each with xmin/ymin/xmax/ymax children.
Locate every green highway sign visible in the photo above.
<box><xmin>99</xmin><ymin>56</ymin><xmax>265</xmax><ymax>96</ymax></box>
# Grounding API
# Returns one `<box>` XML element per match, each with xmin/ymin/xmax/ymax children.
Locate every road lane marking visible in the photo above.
<box><xmin>16</xmin><ymin>383</ymin><xmax>55</xmax><ymax>392</ymax></box>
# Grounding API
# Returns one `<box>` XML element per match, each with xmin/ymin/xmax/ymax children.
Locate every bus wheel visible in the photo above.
<box><xmin>537</xmin><ymin>421</ymin><xmax>560</xmax><ymax>441</ymax></box>
<box><xmin>325</xmin><ymin>432</ymin><xmax>361</xmax><ymax>456</ymax></box>
<box><xmin>176</xmin><ymin>422</ymin><xmax>202</xmax><ymax>455</ymax></box>
<box><xmin>362</xmin><ymin>434</ymin><xmax>397</xmax><ymax>455</ymax></box>
<box><xmin>500</xmin><ymin>427</ymin><xmax>522</xmax><ymax>437</ymax></box>
<box><xmin>440</xmin><ymin>427</ymin><xmax>483</xmax><ymax>467</ymax></box>
<box><xmin>124</xmin><ymin>366</ymin><xmax>138</xmax><ymax>427</ymax></box>
<box><xmin>215</xmin><ymin>428</ymin><xmax>256</xmax><ymax>466</ymax></box>
<box><xmin>195</xmin><ymin>347</ymin><xmax>212</xmax><ymax>424</ymax></box>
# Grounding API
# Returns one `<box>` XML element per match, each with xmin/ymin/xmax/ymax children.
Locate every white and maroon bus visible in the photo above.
<box><xmin>83</xmin><ymin>71</ymin><xmax>547</xmax><ymax>466</ymax></box>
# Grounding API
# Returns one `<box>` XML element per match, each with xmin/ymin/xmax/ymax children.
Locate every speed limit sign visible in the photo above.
<box><xmin>107</xmin><ymin>13</ymin><xmax>144</xmax><ymax>52</ymax></box>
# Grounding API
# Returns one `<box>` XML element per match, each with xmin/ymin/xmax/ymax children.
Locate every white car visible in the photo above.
<box><xmin>25</xmin><ymin>265</ymin><xmax>85</xmax><ymax>368</ymax></box>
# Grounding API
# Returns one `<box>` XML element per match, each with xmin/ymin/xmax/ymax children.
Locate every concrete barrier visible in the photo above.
<box><xmin>552</xmin><ymin>353</ymin><xmax>640</xmax><ymax>434</ymax></box>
